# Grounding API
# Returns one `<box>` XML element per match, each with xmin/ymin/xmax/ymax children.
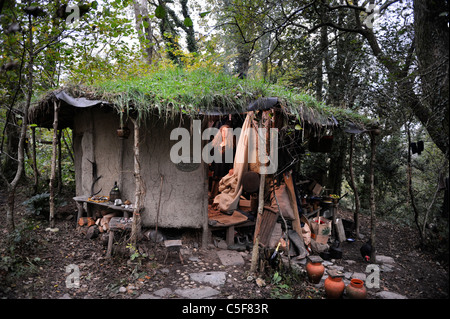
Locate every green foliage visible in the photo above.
<box><xmin>22</xmin><ymin>192</ymin><xmax>68</xmax><ymax>217</ymax></box>
<box><xmin>126</xmin><ymin>243</ymin><xmax>148</xmax><ymax>268</ymax></box>
<box><xmin>155</xmin><ymin>5</ymin><xmax>166</xmax><ymax>19</ymax></box>
<box><xmin>22</xmin><ymin>193</ymin><xmax>50</xmax><ymax>216</ymax></box>
<box><xmin>0</xmin><ymin>219</ymin><xmax>43</xmax><ymax>287</ymax></box>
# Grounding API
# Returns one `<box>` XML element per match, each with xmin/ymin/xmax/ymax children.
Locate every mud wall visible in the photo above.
<box><xmin>73</xmin><ymin>107</ymin><xmax>207</xmax><ymax>229</ymax></box>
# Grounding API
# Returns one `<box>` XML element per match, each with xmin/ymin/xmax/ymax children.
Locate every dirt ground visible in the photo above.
<box><xmin>0</xmin><ymin>188</ymin><xmax>448</xmax><ymax>300</ymax></box>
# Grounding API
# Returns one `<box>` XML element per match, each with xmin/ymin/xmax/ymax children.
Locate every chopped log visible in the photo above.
<box><xmin>102</xmin><ymin>212</ymin><xmax>118</xmax><ymax>223</ymax></box>
<box><xmin>86</xmin><ymin>225</ymin><xmax>99</xmax><ymax>239</ymax></box>
<box><xmin>78</xmin><ymin>217</ymin><xmax>95</xmax><ymax>227</ymax></box>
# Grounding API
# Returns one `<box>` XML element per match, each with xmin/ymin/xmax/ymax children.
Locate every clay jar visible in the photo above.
<box><xmin>346</xmin><ymin>278</ymin><xmax>367</xmax><ymax>299</ymax></box>
<box><xmin>324</xmin><ymin>270</ymin><xmax>345</xmax><ymax>299</ymax></box>
<box><xmin>306</xmin><ymin>256</ymin><xmax>324</xmax><ymax>284</ymax></box>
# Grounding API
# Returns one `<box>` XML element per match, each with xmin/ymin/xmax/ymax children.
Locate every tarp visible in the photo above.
<box><xmin>54</xmin><ymin>90</ymin><xmax>108</xmax><ymax>108</ymax></box>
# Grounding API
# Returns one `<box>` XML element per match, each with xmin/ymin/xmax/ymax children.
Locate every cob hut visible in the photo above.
<box><xmin>28</xmin><ymin>67</ymin><xmax>378</xmax><ymax>253</ymax></box>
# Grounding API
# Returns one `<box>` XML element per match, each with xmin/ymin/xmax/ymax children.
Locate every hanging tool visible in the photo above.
<box><xmin>88</xmin><ymin>159</ymin><xmax>102</xmax><ymax>196</ymax></box>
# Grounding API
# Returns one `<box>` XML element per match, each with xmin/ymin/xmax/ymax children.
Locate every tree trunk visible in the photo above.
<box><xmin>180</xmin><ymin>0</ymin><xmax>197</xmax><ymax>53</ymax></box>
<box><xmin>413</xmin><ymin>0</ymin><xmax>449</xmax><ymax>159</ymax></box>
<box><xmin>406</xmin><ymin>121</ymin><xmax>424</xmax><ymax>244</ymax></box>
<box><xmin>49</xmin><ymin>100</ymin><xmax>59</xmax><ymax>228</ymax></box>
<box><xmin>236</xmin><ymin>43</ymin><xmax>252</xmax><ymax>79</ymax></box>
<box><xmin>133</xmin><ymin>0</ymin><xmax>154</xmax><ymax>64</ymax></box>
<box><xmin>360</xmin><ymin>7</ymin><xmax>449</xmax><ymax>158</ymax></box>
<box><xmin>369</xmin><ymin>131</ymin><xmax>377</xmax><ymax>262</ymax></box>
<box><xmin>57</xmin><ymin>129</ymin><xmax>62</xmax><ymax>194</ymax></box>
<box><xmin>31</xmin><ymin>125</ymin><xmax>39</xmax><ymax>194</ymax></box>
<box><xmin>5</xmin><ymin>14</ymin><xmax>34</xmax><ymax>231</ymax></box>
<box><xmin>327</xmin><ymin>130</ymin><xmax>347</xmax><ymax>195</ymax></box>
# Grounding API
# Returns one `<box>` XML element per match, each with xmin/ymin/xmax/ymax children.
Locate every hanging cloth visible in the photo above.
<box><xmin>213</xmin><ymin>112</ymin><xmax>254</xmax><ymax>213</ymax></box>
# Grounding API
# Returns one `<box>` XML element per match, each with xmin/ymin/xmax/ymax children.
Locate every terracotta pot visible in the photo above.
<box><xmin>324</xmin><ymin>276</ymin><xmax>345</xmax><ymax>299</ymax></box>
<box><xmin>306</xmin><ymin>261</ymin><xmax>325</xmax><ymax>284</ymax></box>
<box><xmin>346</xmin><ymin>279</ymin><xmax>367</xmax><ymax>299</ymax></box>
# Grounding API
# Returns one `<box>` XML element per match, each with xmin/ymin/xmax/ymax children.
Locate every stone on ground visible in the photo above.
<box><xmin>216</xmin><ymin>250</ymin><xmax>244</xmax><ymax>266</ymax></box>
<box><xmin>190</xmin><ymin>271</ymin><xmax>227</xmax><ymax>286</ymax></box>
<box><xmin>376</xmin><ymin>291</ymin><xmax>408</xmax><ymax>299</ymax></box>
<box><xmin>174</xmin><ymin>287</ymin><xmax>220</xmax><ymax>299</ymax></box>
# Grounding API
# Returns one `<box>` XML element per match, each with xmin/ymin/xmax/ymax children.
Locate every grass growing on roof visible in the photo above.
<box><xmin>30</xmin><ymin>65</ymin><xmax>374</xmax><ymax>130</ymax></box>
<box><xmin>86</xmin><ymin>66</ymin><xmax>372</xmax><ymax>127</ymax></box>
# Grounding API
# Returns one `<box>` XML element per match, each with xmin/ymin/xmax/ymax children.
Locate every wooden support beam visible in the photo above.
<box><xmin>130</xmin><ymin>118</ymin><xmax>144</xmax><ymax>245</ymax></box>
<box><xmin>49</xmin><ymin>101</ymin><xmax>59</xmax><ymax>228</ymax></box>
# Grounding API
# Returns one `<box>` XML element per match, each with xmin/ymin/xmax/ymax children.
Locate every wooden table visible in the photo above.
<box><xmin>73</xmin><ymin>195</ymin><xmax>134</xmax><ymax>223</ymax></box>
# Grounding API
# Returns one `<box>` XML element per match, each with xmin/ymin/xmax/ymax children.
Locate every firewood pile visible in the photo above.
<box><xmin>77</xmin><ymin>210</ymin><xmax>120</xmax><ymax>240</ymax></box>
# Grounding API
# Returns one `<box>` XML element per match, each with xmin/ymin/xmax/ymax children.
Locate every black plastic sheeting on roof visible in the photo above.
<box><xmin>54</xmin><ymin>90</ymin><xmax>109</xmax><ymax>108</ymax></box>
<box><xmin>247</xmin><ymin>97</ymin><xmax>279</xmax><ymax>111</ymax></box>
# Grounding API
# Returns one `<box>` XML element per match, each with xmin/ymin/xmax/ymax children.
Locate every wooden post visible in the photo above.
<box><xmin>250</xmin><ymin>173</ymin><xmax>265</xmax><ymax>274</ymax></box>
<box><xmin>349</xmin><ymin>134</ymin><xmax>361</xmax><ymax>238</ymax></box>
<box><xmin>130</xmin><ymin>118</ymin><xmax>144</xmax><ymax>245</ymax></box>
<box><xmin>49</xmin><ymin>100</ymin><xmax>59</xmax><ymax>228</ymax></box>
<box><xmin>284</xmin><ymin>171</ymin><xmax>302</xmax><ymax>236</ymax></box>
<box><xmin>57</xmin><ymin>129</ymin><xmax>62</xmax><ymax>194</ymax></box>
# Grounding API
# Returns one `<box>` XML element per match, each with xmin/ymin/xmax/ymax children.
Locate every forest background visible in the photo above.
<box><xmin>0</xmin><ymin>0</ymin><xmax>448</xmax><ymax>265</ymax></box>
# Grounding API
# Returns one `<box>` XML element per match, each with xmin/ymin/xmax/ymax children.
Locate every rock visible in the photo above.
<box><xmin>216</xmin><ymin>250</ymin><xmax>244</xmax><ymax>266</ymax></box>
<box><xmin>376</xmin><ymin>291</ymin><xmax>408</xmax><ymax>299</ymax></box>
<box><xmin>344</xmin><ymin>272</ymin><xmax>353</xmax><ymax>280</ymax></box>
<box><xmin>328</xmin><ymin>265</ymin><xmax>344</xmax><ymax>271</ymax></box>
<box><xmin>376</xmin><ymin>255</ymin><xmax>395</xmax><ymax>265</ymax></box>
<box><xmin>137</xmin><ymin>293</ymin><xmax>159</xmax><ymax>299</ymax></box>
<box><xmin>153</xmin><ymin>287</ymin><xmax>173</xmax><ymax>297</ymax></box>
<box><xmin>58</xmin><ymin>293</ymin><xmax>71</xmax><ymax>299</ymax></box>
<box><xmin>344</xmin><ymin>259</ymin><xmax>356</xmax><ymax>265</ymax></box>
<box><xmin>118</xmin><ymin>286</ymin><xmax>127</xmax><ymax>293</ymax></box>
<box><xmin>381</xmin><ymin>264</ymin><xmax>395</xmax><ymax>272</ymax></box>
<box><xmin>190</xmin><ymin>271</ymin><xmax>227</xmax><ymax>286</ymax></box>
<box><xmin>174</xmin><ymin>287</ymin><xmax>220</xmax><ymax>299</ymax></box>
<box><xmin>216</xmin><ymin>240</ymin><xmax>228</xmax><ymax>250</ymax></box>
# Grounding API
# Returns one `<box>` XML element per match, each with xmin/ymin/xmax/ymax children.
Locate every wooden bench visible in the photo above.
<box><xmin>209</xmin><ymin>220</ymin><xmax>255</xmax><ymax>247</ymax></box>
<box><xmin>106</xmin><ymin>217</ymin><xmax>133</xmax><ymax>258</ymax></box>
<box><xmin>73</xmin><ymin>195</ymin><xmax>134</xmax><ymax>223</ymax></box>
<box><xmin>163</xmin><ymin>240</ymin><xmax>184</xmax><ymax>264</ymax></box>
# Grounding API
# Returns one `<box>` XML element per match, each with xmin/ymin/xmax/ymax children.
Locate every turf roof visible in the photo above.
<box><xmin>30</xmin><ymin>67</ymin><xmax>375</xmax><ymax>130</ymax></box>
